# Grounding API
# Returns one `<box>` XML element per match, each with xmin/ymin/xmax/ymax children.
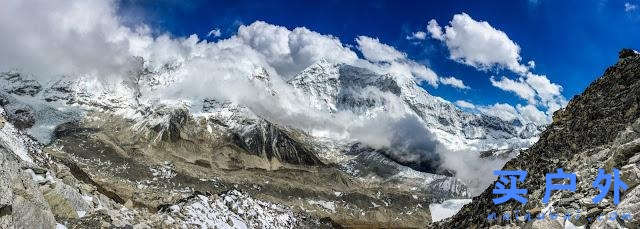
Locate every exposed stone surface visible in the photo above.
<box><xmin>0</xmin><ymin>147</ymin><xmax>57</xmax><ymax>228</ymax></box>
<box><xmin>441</xmin><ymin>49</ymin><xmax>640</xmax><ymax>228</ymax></box>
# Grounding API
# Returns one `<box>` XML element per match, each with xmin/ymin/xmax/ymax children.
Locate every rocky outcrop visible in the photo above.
<box><xmin>0</xmin><ymin>146</ymin><xmax>57</xmax><ymax>228</ymax></box>
<box><xmin>232</xmin><ymin>120</ymin><xmax>323</xmax><ymax>166</ymax></box>
<box><xmin>442</xmin><ymin>49</ymin><xmax>640</xmax><ymax>228</ymax></box>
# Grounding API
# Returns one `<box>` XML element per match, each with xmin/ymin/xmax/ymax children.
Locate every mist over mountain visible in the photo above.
<box><xmin>3</xmin><ymin>0</ymin><xmax>635</xmax><ymax>228</ymax></box>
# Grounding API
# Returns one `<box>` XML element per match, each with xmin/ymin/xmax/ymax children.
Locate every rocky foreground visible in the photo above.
<box><xmin>439</xmin><ymin>49</ymin><xmax>640</xmax><ymax>228</ymax></box>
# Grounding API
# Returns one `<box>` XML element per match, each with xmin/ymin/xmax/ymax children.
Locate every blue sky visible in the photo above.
<box><xmin>116</xmin><ymin>0</ymin><xmax>640</xmax><ymax>110</ymax></box>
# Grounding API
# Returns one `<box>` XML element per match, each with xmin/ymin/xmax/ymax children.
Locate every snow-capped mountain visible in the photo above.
<box><xmin>289</xmin><ymin>60</ymin><xmax>542</xmax><ymax>153</ymax></box>
<box><xmin>0</xmin><ymin>57</ymin><xmax>543</xmax><ymax>228</ymax></box>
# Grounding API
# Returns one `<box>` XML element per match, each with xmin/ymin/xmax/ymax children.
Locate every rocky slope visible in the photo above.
<box><xmin>441</xmin><ymin>49</ymin><xmax>640</xmax><ymax>228</ymax></box>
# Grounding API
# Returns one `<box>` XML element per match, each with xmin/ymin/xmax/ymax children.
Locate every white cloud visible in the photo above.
<box><xmin>489</xmin><ymin>76</ymin><xmax>536</xmax><ymax>103</ymax></box>
<box><xmin>207</xmin><ymin>28</ymin><xmax>221</xmax><ymax>37</ymax></box>
<box><xmin>428</xmin><ymin>13</ymin><xmax>529</xmax><ymax>74</ymax></box>
<box><xmin>408</xmin><ymin>63</ymin><xmax>439</xmax><ymax>86</ymax></box>
<box><xmin>477</xmin><ymin>103</ymin><xmax>550</xmax><ymax>126</ymax></box>
<box><xmin>236</xmin><ymin>22</ymin><xmax>359</xmax><ymax>79</ymax></box>
<box><xmin>455</xmin><ymin>100</ymin><xmax>475</xmax><ymax>109</ymax></box>
<box><xmin>516</xmin><ymin>104</ymin><xmax>549</xmax><ymax>126</ymax></box>
<box><xmin>355</xmin><ymin>36</ymin><xmax>406</xmax><ymax>62</ymax></box>
<box><xmin>355</xmin><ymin>36</ymin><xmax>439</xmax><ymax>86</ymax></box>
<box><xmin>527</xmin><ymin>60</ymin><xmax>535</xmax><ymax>69</ymax></box>
<box><xmin>489</xmin><ymin>74</ymin><xmax>566</xmax><ymax>116</ymax></box>
<box><xmin>478</xmin><ymin>103</ymin><xmax>520</xmax><ymax>122</ymax></box>
<box><xmin>428</xmin><ymin>13</ymin><xmax>567</xmax><ymax>117</ymax></box>
<box><xmin>427</xmin><ymin>19</ymin><xmax>444</xmax><ymax>41</ymax></box>
<box><xmin>525</xmin><ymin>73</ymin><xmax>561</xmax><ymax>101</ymax></box>
<box><xmin>0</xmin><ymin>0</ymin><xmax>140</xmax><ymax>80</ymax></box>
<box><xmin>439</xmin><ymin>76</ymin><xmax>470</xmax><ymax>89</ymax></box>
<box><xmin>625</xmin><ymin>2</ymin><xmax>638</xmax><ymax>12</ymax></box>
<box><xmin>406</xmin><ymin>31</ymin><xmax>427</xmax><ymax>40</ymax></box>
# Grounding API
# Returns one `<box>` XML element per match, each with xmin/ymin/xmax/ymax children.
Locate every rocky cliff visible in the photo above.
<box><xmin>441</xmin><ymin>49</ymin><xmax>640</xmax><ymax>228</ymax></box>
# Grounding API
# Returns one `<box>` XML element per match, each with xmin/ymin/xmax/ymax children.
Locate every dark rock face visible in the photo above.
<box><xmin>148</xmin><ymin>106</ymin><xmax>324</xmax><ymax>167</ymax></box>
<box><xmin>0</xmin><ymin>72</ymin><xmax>41</xmax><ymax>129</ymax></box>
<box><xmin>152</xmin><ymin>108</ymin><xmax>190</xmax><ymax>142</ymax></box>
<box><xmin>233</xmin><ymin>121</ymin><xmax>323</xmax><ymax>166</ymax></box>
<box><xmin>5</xmin><ymin>108</ymin><xmax>35</xmax><ymax>129</ymax></box>
<box><xmin>0</xmin><ymin>72</ymin><xmax>42</xmax><ymax>96</ymax></box>
<box><xmin>442</xmin><ymin>49</ymin><xmax>640</xmax><ymax>228</ymax></box>
<box><xmin>333</xmin><ymin>65</ymin><xmax>402</xmax><ymax>111</ymax></box>
<box><xmin>337</xmin><ymin>65</ymin><xmax>402</xmax><ymax>96</ymax></box>
<box><xmin>619</xmin><ymin>48</ymin><xmax>639</xmax><ymax>59</ymax></box>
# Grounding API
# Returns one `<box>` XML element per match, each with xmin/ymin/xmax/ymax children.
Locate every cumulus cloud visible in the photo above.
<box><xmin>439</xmin><ymin>76</ymin><xmax>470</xmax><ymax>89</ymax></box>
<box><xmin>405</xmin><ymin>62</ymin><xmax>439</xmax><ymax>86</ymax></box>
<box><xmin>355</xmin><ymin>36</ymin><xmax>439</xmax><ymax>86</ymax></box>
<box><xmin>429</xmin><ymin>13</ymin><xmax>567</xmax><ymax>117</ymax></box>
<box><xmin>428</xmin><ymin>13</ymin><xmax>529</xmax><ymax>74</ymax></box>
<box><xmin>489</xmin><ymin>74</ymin><xmax>565</xmax><ymax>115</ymax></box>
<box><xmin>406</xmin><ymin>19</ymin><xmax>441</xmax><ymax>42</ymax></box>
<box><xmin>427</xmin><ymin>19</ymin><xmax>444</xmax><ymax>41</ymax></box>
<box><xmin>516</xmin><ymin>104</ymin><xmax>549</xmax><ymax>125</ymax></box>
<box><xmin>236</xmin><ymin>22</ymin><xmax>359</xmax><ymax>79</ymax></box>
<box><xmin>207</xmin><ymin>28</ymin><xmax>221</xmax><ymax>37</ymax></box>
<box><xmin>527</xmin><ymin>60</ymin><xmax>536</xmax><ymax>69</ymax></box>
<box><xmin>455</xmin><ymin>100</ymin><xmax>475</xmax><ymax>109</ymax></box>
<box><xmin>490</xmin><ymin>76</ymin><xmax>536</xmax><ymax>103</ymax></box>
<box><xmin>477</xmin><ymin>103</ymin><xmax>550</xmax><ymax>126</ymax></box>
<box><xmin>524</xmin><ymin>72</ymin><xmax>565</xmax><ymax>113</ymax></box>
<box><xmin>0</xmin><ymin>0</ymin><xmax>140</xmax><ymax>80</ymax></box>
<box><xmin>355</xmin><ymin>36</ymin><xmax>407</xmax><ymax>62</ymax></box>
<box><xmin>406</xmin><ymin>31</ymin><xmax>427</xmax><ymax>40</ymax></box>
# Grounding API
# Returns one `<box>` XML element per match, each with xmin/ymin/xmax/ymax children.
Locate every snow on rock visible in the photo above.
<box><xmin>428</xmin><ymin>199</ymin><xmax>472</xmax><ymax>222</ymax></box>
<box><xmin>0</xmin><ymin>107</ymin><xmax>35</xmax><ymax>163</ymax></box>
<box><xmin>161</xmin><ymin>190</ymin><xmax>296</xmax><ymax>229</ymax></box>
<box><xmin>307</xmin><ymin>199</ymin><xmax>336</xmax><ymax>213</ymax></box>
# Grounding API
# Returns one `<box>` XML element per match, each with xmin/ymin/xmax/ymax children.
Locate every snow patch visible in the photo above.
<box><xmin>307</xmin><ymin>199</ymin><xmax>336</xmax><ymax>213</ymax></box>
<box><xmin>428</xmin><ymin>199</ymin><xmax>472</xmax><ymax>222</ymax></box>
<box><xmin>163</xmin><ymin>190</ymin><xmax>296</xmax><ymax>229</ymax></box>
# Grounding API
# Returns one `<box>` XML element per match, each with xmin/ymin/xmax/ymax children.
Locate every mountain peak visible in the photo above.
<box><xmin>619</xmin><ymin>48</ymin><xmax>640</xmax><ymax>59</ymax></box>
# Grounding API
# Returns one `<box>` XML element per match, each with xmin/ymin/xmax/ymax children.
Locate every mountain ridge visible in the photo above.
<box><xmin>441</xmin><ymin>48</ymin><xmax>640</xmax><ymax>228</ymax></box>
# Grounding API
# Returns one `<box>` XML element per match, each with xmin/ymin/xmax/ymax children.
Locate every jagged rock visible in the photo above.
<box><xmin>233</xmin><ymin>120</ymin><xmax>323</xmax><ymax>166</ymax></box>
<box><xmin>43</xmin><ymin>182</ymin><xmax>92</xmax><ymax>220</ymax></box>
<box><xmin>443</xmin><ymin>49</ymin><xmax>640</xmax><ymax>228</ymax></box>
<box><xmin>5</xmin><ymin>108</ymin><xmax>35</xmax><ymax>130</ymax></box>
<box><xmin>622</xmin><ymin>163</ymin><xmax>640</xmax><ymax>188</ymax></box>
<box><xmin>0</xmin><ymin>147</ymin><xmax>57</xmax><ymax>228</ymax></box>
<box><xmin>620</xmin><ymin>48</ymin><xmax>639</xmax><ymax>59</ymax></box>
